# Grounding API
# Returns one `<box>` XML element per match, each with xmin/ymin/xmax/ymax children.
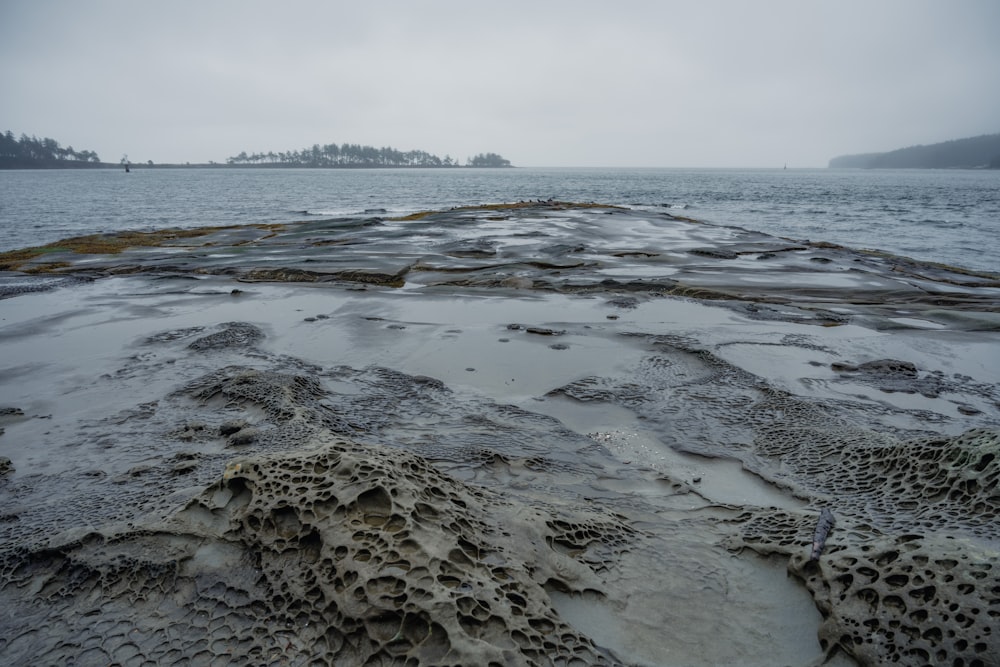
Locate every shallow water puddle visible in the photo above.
<box><xmin>535</xmin><ymin>395</ymin><xmax>805</xmax><ymax>510</ymax></box>
<box><xmin>548</xmin><ymin>548</ymin><xmax>828</xmax><ymax>667</ymax></box>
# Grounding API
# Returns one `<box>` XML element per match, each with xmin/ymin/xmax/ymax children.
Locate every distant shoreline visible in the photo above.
<box><xmin>7</xmin><ymin>163</ymin><xmax>1000</xmax><ymax>171</ymax></box>
<box><xmin>0</xmin><ymin>162</ymin><xmax>517</xmax><ymax>171</ymax></box>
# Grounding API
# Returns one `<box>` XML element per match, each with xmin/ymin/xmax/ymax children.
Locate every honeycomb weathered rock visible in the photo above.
<box><xmin>0</xmin><ymin>435</ymin><xmax>627</xmax><ymax>666</ymax></box>
<box><xmin>552</xmin><ymin>334</ymin><xmax>1000</xmax><ymax>667</ymax></box>
<box><xmin>791</xmin><ymin>532</ymin><xmax>997</xmax><ymax>666</ymax></box>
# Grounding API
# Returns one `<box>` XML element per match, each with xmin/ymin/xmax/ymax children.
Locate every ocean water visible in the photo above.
<box><xmin>1</xmin><ymin>166</ymin><xmax>997</xmax><ymax>273</ymax></box>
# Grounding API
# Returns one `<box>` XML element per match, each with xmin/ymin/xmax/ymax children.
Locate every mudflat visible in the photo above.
<box><xmin>1</xmin><ymin>203</ymin><xmax>998</xmax><ymax>666</ymax></box>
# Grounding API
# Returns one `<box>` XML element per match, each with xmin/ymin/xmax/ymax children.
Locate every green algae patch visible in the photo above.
<box><xmin>240</xmin><ymin>266</ymin><xmax>410</xmax><ymax>288</ymax></box>
<box><xmin>0</xmin><ymin>226</ymin><xmax>284</xmax><ymax>272</ymax></box>
<box><xmin>0</xmin><ymin>246</ymin><xmax>73</xmax><ymax>271</ymax></box>
<box><xmin>22</xmin><ymin>261</ymin><xmax>73</xmax><ymax>274</ymax></box>
<box><xmin>390</xmin><ymin>200</ymin><xmax>626</xmax><ymax>221</ymax></box>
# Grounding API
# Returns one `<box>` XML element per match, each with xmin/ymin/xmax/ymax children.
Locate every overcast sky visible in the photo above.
<box><xmin>2</xmin><ymin>1</ymin><xmax>999</xmax><ymax>168</ymax></box>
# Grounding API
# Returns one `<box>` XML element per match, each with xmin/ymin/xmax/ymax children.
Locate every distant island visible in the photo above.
<box><xmin>226</xmin><ymin>144</ymin><xmax>511</xmax><ymax>168</ymax></box>
<box><xmin>829</xmin><ymin>133</ymin><xmax>1000</xmax><ymax>169</ymax></box>
<box><xmin>0</xmin><ymin>129</ymin><xmax>513</xmax><ymax>169</ymax></box>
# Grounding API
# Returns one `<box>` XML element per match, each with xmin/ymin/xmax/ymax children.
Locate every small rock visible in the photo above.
<box><xmin>605</xmin><ymin>296</ymin><xmax>639</xmax><ymax>309</ymax></box>
<box><xmin>177</xmin><ymin>421</ymin><xmax>208</xmax><ymax>441</ymax></box>
<box><xmin>857</xmin><ymin>359</ymin><xmax>918</xmax><ymax>377</ymax></box>
<box><xmin>188</xmin><ymin>322</ymin><xmax>264</xmax><ymax>351</ymax></box>
<box><xmin>172</xmin><ymin>461</ymin><xmax>198</xmax><ymax>474</ymax></box>
<box><xmin>113</xmin><ymin>464</ymin><xmax>153</xmax><ymax>483</ymax></box>
<box><xmin>220</xmin><ymin>420</ymin><xmax>248</xmax><ymax>436</ymax></box>
<box><xmin>227</xmin><ymin>428</ymin><xmax>259</xmax><ymax>447</ymax></box>
<box><xmin>689</xmin><ymin>247</ymin><xmax>738</xmax><ymax>260</ymax></box>
<box><xmin>830</xmin><ymin>362</ymin><xmax>859</xmax><ymax>372</ymax></box>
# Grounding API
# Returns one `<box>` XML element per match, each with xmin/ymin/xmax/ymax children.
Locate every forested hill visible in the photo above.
<box><xmin>829</xmin><ymin>133</ymin><xmax>1000</xmax><ymax>169</ymax></box>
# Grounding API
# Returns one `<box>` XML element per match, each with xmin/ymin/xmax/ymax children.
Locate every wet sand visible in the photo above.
<box><xmin>1</xmin><ymin>203</ymin><xmax>998</xmax><ymax>666</ymax></box>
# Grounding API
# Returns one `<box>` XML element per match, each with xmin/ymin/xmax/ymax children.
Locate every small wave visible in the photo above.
<box><xmin>900</xmin><ymin>218</ymin><xmax>965</xmax><ymax>229</ymax></box>
<box><xmin>641</xmin><ymin>202</ymin><xmax>693</xmax><ymax>210</ymax></box>
<box><xmin>779</xmin><ymin>208</ymin><xmax>830</xmax><ymax>216</ymax></box>
<box><xmin>925</xmin><ymin>219</ymin><xmax>965</xmax><ymax>230</ymax></box>
<box><xmin>293</xmin><ymin>208</ymin><xmax>392</xmax><ymax>219</ymax></box>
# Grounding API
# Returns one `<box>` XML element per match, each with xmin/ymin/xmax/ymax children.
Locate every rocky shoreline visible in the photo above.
<box><xmin>1</xmin><ymin>203</ymin><xmax>998</xmax><ymax>666</ymax></box>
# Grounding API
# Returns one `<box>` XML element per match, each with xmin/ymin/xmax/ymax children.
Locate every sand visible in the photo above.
<box><xmin>0</xmin><ymin>203</ymin><xmax>997</xmax><ymax>666</ymax></box>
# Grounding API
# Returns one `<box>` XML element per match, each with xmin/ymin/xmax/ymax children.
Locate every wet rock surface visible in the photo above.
<box><xmin>0</xmin><ymin>203</ymin><xmax>998</xmax><ymax>666</ymax></box>
<box><xmin>3</xmin><ymin>203</ymin><xmax>998</xmax><ymax>322</ymax></box>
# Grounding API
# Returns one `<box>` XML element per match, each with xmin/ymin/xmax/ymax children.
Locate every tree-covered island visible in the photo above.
<box><xmin>226</xmin><ymin>144</ymin><xmax>511</xmax><ymax>168</ymax></box>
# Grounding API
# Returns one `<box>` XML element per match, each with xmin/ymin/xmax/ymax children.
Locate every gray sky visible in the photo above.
<box><xmin>2</xmin><ymin>0</ymin><xmax>999</xmax><ymax>168</ymax></box>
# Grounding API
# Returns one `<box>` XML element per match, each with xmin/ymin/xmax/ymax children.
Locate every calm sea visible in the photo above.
<box><xmin>1</xmin><ymin>167</ymin><xmax>997</xmax><ymax>273</ymax></box>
